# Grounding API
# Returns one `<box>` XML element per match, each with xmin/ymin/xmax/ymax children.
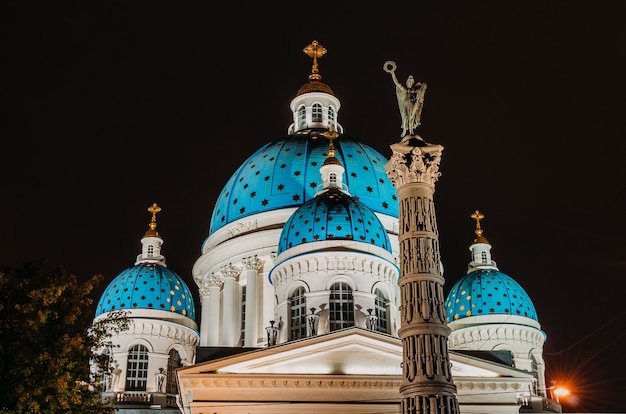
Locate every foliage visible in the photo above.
<box><xmin>0</xmin><ymin>260</ymin><xmax>129</xmax><ymax>413</ymax></box>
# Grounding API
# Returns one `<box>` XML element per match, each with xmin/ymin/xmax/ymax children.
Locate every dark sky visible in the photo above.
<box><xmin>3</xmin><ymin>2</ymin><xmax>625</xmax><ymax>412</ymax></box>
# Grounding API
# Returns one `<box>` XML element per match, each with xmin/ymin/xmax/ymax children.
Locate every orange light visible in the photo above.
<box><xmin>554</xmin><ymin>387</ymin><xmax>570</xmax><ymax>397</ymax></box>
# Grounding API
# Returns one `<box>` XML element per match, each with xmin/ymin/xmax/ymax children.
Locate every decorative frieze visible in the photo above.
<box><xmin>271</xmin><ymin>256</ymin><xmax>398</xmax><ymax>287</ymax></box>
<box><xmin>225</xmin><ymin>219</ymin><xmax>258</xmax><ymax>239</ymax></box>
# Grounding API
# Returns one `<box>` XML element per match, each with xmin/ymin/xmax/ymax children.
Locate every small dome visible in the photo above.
<box><xmin>296</xmin><ymin>80</ymin><xmax>334</xmax><ymax>96</ymax></box>
<box><xmin>277</xmin><ymin>188</ymin><xmax>392</xmax><ymax>255</ymax></box>
<box><xmin>208</xmin><ymin>133</ymin><xmax>398</xmax><ymax>236</ymax></box>
<box><xmin>96</xmin><ymin>263</ymin><xmax>196</xmax><ymax>321</ymax></box>
<box><xmin>445</xmin><ymin>268</ymin><xmax>538</xmax><ymax>323</ymax></box>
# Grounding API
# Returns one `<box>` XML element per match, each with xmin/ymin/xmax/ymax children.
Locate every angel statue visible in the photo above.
<box><xmin>384</xmin><ymin>61</ymin><xmax>427</xmax><ymax>137</ymax></box>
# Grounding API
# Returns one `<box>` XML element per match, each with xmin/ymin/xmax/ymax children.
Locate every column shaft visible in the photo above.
<box><xmin>385</xmin><ymin>141</ymin><xmax>459</xmax><ymax>414</ymax></box>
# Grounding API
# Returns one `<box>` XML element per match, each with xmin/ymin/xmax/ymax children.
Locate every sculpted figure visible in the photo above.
<box><xmin>155</xmin><ymin>368</ymin><xmax>166</xmax><ymax>392</ymax></box>
<box><xmin>384</xmin><ymin>61</ymin><xmax>427</xmax><ymax>137</ymax></box>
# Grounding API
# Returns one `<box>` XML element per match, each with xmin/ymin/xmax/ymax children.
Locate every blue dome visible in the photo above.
<box><xmin>445</xmin><ymin>268</ymin><xmax>538</xmax><ymax>323</ymax></box>
<box><xmin>208</xmin><ymin>133</ymin><xmax>398</xmax><ymax>235</ymax></box>
<box><xmin>95</xmin><ymin>263</ymin><xmax>196</xmax><ymax>321</ymax></box>
<box><xmin>278</xmin><ymin>188</ymin><xmax>392</xmax><ymax>255</ymax></box>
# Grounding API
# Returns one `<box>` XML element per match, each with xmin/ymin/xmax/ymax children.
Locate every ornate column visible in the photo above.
<box><xmin>242</xmin><ymin>256</ymin><xmax>264</xmax><ymax>347</ymax></box>
<box><xmin>384</xmin><ymin>61</ymin><xmax>459</xmax><ymax>414</ymax></box>
<box><xmin>220</xmin><ymin>264</ymin><xmax>241</xmax><ymax>346</ymax></box>
<box><xmin>199</xmin><ymin>273</ymin><xmax>223</xmax><ymax>346</ymax></box>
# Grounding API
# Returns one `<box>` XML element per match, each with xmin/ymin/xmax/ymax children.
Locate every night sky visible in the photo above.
<box><xmin>3</xmin><ymin>2</ymin><xmax>625</xmax><ymax>412</ymax></box>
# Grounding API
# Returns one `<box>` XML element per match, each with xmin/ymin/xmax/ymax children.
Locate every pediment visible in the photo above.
<box><xmin>180</xmin><ymin>328</ymin><xmax>531</xmax><ymax>379</ymax></box>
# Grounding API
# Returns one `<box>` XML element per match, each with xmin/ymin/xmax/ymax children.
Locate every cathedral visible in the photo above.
<box><xmin>92</xmin><ymin>41</ymin><xmax>561</xmax><ymax>414</ymax></box>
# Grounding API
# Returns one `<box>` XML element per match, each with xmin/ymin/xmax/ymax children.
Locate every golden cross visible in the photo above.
<box><xmin>303</xmin><ymin>40</ymin><xmax>327</xmax><ymax>81</ymax></box>
<box><xmin>147</xmin><ymin>203</ymin><xmax>161</xmax><ymax>230</ymax></box>
<box><xmin>322</xmin><ymin>127</ymin><xmax>339</xmax><ymax>157</ymax></box>
<box><xmin>471</xmin><ymin>209</ymin><xmax>484</xmax><ymax>236</ymax></box>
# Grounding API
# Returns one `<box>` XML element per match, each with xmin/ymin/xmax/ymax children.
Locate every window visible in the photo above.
<box><xmin>329</xmin><ymin>282</ymin><xmax>354</xmax><ymax>331</ymax></box>
<box><xmin>328</xmin><ymin>106</ymin><xmax>335</xmax><ymax>128</ymax></box>
<box><xmin>298</xmin><ymin>106</ymin><xmax>306</xmax><ymax>128</ymax></box>
<box><xmin>147</xmin><ymin>245</ymin><xmax>154</xmax><ymax>257</ymax></box>
<box><xmin>166</xmin><ymin>349</ymin><xmax>182</xmax><ymax>394</ymax></box>
<box><xmin>125</xmin><ymin>345</ymin><xmax>149</xmax><ymax>391</ymax></box>
<box><xmin>312</xmin><ymin>103</ymin><xmax>323</xmax><ymax>123</ymax></box>
<box><xmin>290</xmin><ymin>287</ymin><xmax>307</xmax><ymax>340</ymax></box>
<box><xmin>329</xmin><ymin>172</ymin><xmax>337</xmax><ymax>187</ymax></box>
<box><xmin>531</xmin><ymin>355</ymin><xmax>539</xmax><ymax>394</ymax></box>
<box><xmin>481</xmin><ymin>251</ymin><xmax>487</xmax><ymax>263</ymax></box>
<box><xmin>374</xmin><ymin>288</ymin><xmax>389</xmax><ymax>333</ymax></box>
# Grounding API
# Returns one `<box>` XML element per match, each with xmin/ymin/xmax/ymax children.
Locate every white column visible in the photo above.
<box><xmin>220</xmin><ymin>264</ymin><xmax>241</xmax><ymax>346</ymax></box>
<box><xmin>243</xmin><ymin>256</ymin><xmax>264</xmax><ymax>347</ymax></box>
<box><xmin>199</xmin><ymin>274</ymin><xmax>223</xmax><ymax>346</ymax></box>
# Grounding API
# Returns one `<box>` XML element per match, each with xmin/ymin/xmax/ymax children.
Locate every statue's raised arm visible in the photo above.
<box><xmin>384</xmin><ymin>60</ymin><xmax>427</xmax><ymax>138</ymax></box>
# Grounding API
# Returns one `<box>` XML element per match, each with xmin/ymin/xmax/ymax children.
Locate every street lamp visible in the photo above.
<box><xmin>548</xmin><ymin>381</ymin><xmax>570</xmax><ymax>404</ymax></box>
<box><xmin>553</xmin><ymin>387</ymin><xmax>570</xmax><ymax>404</ymax></box>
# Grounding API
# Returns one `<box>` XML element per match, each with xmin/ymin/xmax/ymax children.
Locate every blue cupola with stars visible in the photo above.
<box><xmin>277</xmin><ymin>129</ymin><xmax>393</xmax><ymax>256</ymax></box>
<box><xmin>205</xmin><ymin>41</ymin><xmax>398</xmax><ymax>245</ymax></box>
<box><xmin>445</xmin><ymin>210</ymin><xmax>539</xmax><ymax>326</ymax></box>
<box><xmin>96</xmin><ymin>203</ymin><xmax>196</xmax><ymax>323</ymax></box>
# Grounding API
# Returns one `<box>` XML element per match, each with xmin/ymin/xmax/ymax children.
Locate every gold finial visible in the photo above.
<box><xmin>145</xmin><ymin>203</ymin><xmax>161</xmax><ymax>236</ymax></box>
<box><xmin>303</xmin><ymin>40</ymin><xmax>326</xmax><ymax>81</ymax></box>
<box><xmin>470</xmin><ymin>210</ymin><xmax>489</xmax><ymax>243</ymax></box>
<box><xmin>322</xmin><ymin>127</ymin><xmax>339</xmax><ymax>158</ymax></box>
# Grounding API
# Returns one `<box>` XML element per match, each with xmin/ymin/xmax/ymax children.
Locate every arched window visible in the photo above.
<box><xmin>290</xmin><ymin>287</ymin><xmax>307</xmax><ymax>340</ymax></box>
<box><xmin>531</xmin><ymin>355</ymin><xmax>539</xmax><ymax>395</ymax></box>
<box><xmin>329</xmin><ymin>282</ymin><xmax>354</xmax><ymax>331</ymax></box>
<box><xmin>374</xmin><ymin>288</ymin><xmax>389</xmax><ymax>333</ymax></box>
<box><xmin>312</xmin><ymin>103</ymin><xmax>323</xmax><ymax>123</ymax></box>
<box><xmin>481</xmin><ymin>251</ymin><xmax>488</xmax><ymax>263</ymax></box>
<box><xmin>166</xmin><ymin>349</ymin><xmax>182</xmax><ymax>394</ymax></box>
<box><xmin>298</xmin><ymin>106</ymin><xmax>306</xmax><ymax>128</ymax></box>
<box><xmin>328</xmin><ymin>106</ymin><xmax>336</xmax><ymax>128</ymax></box>
<box><xmin>125</xmin><ymin>344</ymin><xmax>149</xmax><ymax>391</ymax></box>
<box><xmin>147</xmin><ymin>245</ymin><xmax>154</xmax><ymax>257</ymax></box>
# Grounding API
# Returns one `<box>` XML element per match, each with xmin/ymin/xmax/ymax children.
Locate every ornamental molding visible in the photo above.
<box><xmin>182</xmin><ymin>377</ymin><xmax>402</xmax><ymax>390</ymax></box>
<box><xmin>454</xmin><ymin>379</ymin><xmax>527</xmax><ymax>391</ymax></box>
<box><xmin>272</xmin><ymin>255</ymin><xmax>398</xmax><ymax>288</ymax></box>
<box><xmin>123</xmin><ymin>320</ymin><xmax>198</xmax><ymax>347</ymax></box>
<box><xmin>225</xmin><ymin>219</ymin><xmax>259</xmax><ymax>239</ymax></box>
<box><xmin>449</xmin><ymin>325</ymin><xmax>545</xmax><ymax>348</ymax></box>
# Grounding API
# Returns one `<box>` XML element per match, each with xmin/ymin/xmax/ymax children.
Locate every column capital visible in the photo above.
<box><xmin>385</xmin><ymin>139</ymin><xmax>443</xmax><ymax>188</ymax></box>
<box><xmin>199</xmin><ymin>273</ymin><xmax>224</xmax><ymax>296</ymax></box>
<box><xmin>221</xmin><ymin>263</ymin><xmax>242</xmax><ymax>279</ymax></box>
<box><xmin>243</xmin><ymin>255</ymin><xmax>265</xmax><ymax>272</ymax></box>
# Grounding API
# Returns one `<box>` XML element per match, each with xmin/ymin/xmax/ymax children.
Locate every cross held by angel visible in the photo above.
<box><xmin>384</xmin><ymin>61</ymin><xmax>427</xmax><ymax>138</ymax></box>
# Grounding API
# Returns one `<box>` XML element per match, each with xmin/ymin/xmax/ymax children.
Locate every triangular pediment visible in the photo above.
<box><xmin>185</xmin><ymin>328</ymin><xmax>402</xmax><ymax>376</ymax></box>
<box><xmin>180</xmin><ymin>328</ymin><xmax>531</xmax><ymax>379</ymax></box>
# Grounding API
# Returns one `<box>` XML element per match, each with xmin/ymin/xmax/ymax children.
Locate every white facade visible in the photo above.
<box><xmin>97</xmin><ymin>42</ymin><xmax>561</xmax><ymax>413</ymax></box>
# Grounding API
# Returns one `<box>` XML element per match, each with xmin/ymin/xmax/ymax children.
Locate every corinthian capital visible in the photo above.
<box><xmin>200</xmin><ymin>273</ymin><xmax>224</xmax><ymax>294</ymax></box>
<box><xmin>243</xmin><ymin>255</ymin><xmax>265</xmax><ymax>272</ymax></box>
<box><xmin>221</xmin><ymin>263</ymin><xmax>242</xmax><ymax>280</ymax></box>
<box><xmin>385</xmin><ymin>139</ymin><xmax>443</xmax><ymax>187</ymax></box>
